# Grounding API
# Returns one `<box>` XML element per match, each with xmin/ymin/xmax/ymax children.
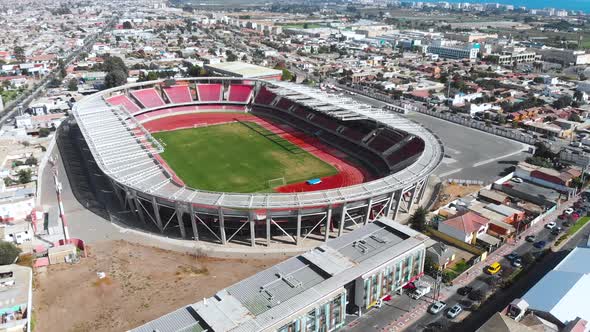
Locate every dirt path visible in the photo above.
<box><xmin>33</xmin><ymin>240</ymin><xmax>283</xmax><ymax>332</ymax></box>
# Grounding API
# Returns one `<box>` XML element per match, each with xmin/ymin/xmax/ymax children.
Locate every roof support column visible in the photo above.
<box><xmin>407</xmin><ymin>186</ymin><xmax>418</xmax><ymax>212</ymax></box>
<box><xmin>134</xmin><ymin>196</ymin><xmax>146</xmax><ymax>224</ymax></box>
<box><xmin>176</xmin><ymin>206</ymin><xmax>186</xmax><ymax>239</ymax></box>
<box><xmin>338</xmin><ymin>204</ymin><xmax>347</xmax><ymax>237</ymax></box>
<box><xmin>364</xmin><ymin>198</ymin><xmax>373</xmax><ymax>225</ymax></box>
<box><xmin>151</xmin><ymin>197</ymin><xmax>163</xmax><ymax>233</ymax></box>
<box><xmin>111</xmin><ymin>179</ymin><xmax>124</xmax><ymax>207</ymax></box>
<box><xmin>266</xmin><ymin>213</ymin><xmax>271</xmax><ymax>247</ymax></box>
<box><xmin>250</xmin><ymin>215</ymin><xmax>256</xmax><ymax>247</ymax></box>
<box><xmin>418</xmin><ymin>177</ymin><xmax>429</xmax><ymax>202</ymax></box>
<box><xmin>296</xmin><ymin>211</ymin><xmax>302</xmax><ymax>246</ymax></box>
<box><xmin>218</xmin><ymin>208</ymin><xmax>227</xmax><ymax>245</ymax></box>
<box><xmin>189</xmin><ymin>205</ymin><xmax>199</xmax><ymax>241</ymax></box>
<box><xmin>325</xmin><ymin>207</ymin><xmax>332</xmax><ymax>243</ymax></box>
<box><xmin>386</xmin><ymin>191</ymin><xmax>396</xmax><ymax>217</ymax></box>
<box><xmin>392</xmin><ymin>189</ymin><xmax>403</xmax><ymax>220</ymax></box>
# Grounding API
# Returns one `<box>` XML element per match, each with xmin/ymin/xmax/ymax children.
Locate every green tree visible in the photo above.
<box><xmin>24</xmin><ymin>156</ymin><xmax>37</xmax><ymax>166</ymax></box>
<box><xmin>281</xmin><ymin>69</ymin><xmax>293</xmax><ymax>81</ymax></box>
<box><xmin>0</xmin><ymin>241</ymin><xmax>21</xmax><ymax>265</ymax></box>
<box><xmin>17</xmin><ymin>169</ymin><xmax>32</xmax><ymax>184</ymax></box>
<box><xmin>38</xmin><ymin>128</ymin><xmax>50</xmax><ymax>138</ymax></box>
<box><xmin>552</xmin><ymin>95</ymin><xmax>573</xmax><ymax>109</ymax></box>
<box><xmin>123</xmin><ymin>21</ymin><xmax>133</xmax><ymax>29</ymax></box>
<box><xmin>409</xmin><ymin>206</ymin><xmax>428</xmax><ymax>231</ymax></box>
<box><xmin>13</xmin><ymin>46</ymin><xmax>25</xmax><ymax>62</ymax></box>
<box><xmin>104</xmin><ymin>69</ymin><xmax>128</xmax><ymax>88</ymax></box>
<box><xmin>226</xmin><ymin>50</ymin><xmax>238</xmax><ymax>62</ymax></box>
<box><xmin>67</xmin><ymin>78</ymin><xmax>78</xmax><ymax>91</ymax></box>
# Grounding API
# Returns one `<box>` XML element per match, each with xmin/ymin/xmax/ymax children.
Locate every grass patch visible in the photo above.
<box><xmin>154</xmin><ymin>121</ymin><xmax>338</xmax><ymax>193</ymax></box>
<box><xmin>567</xmin><ymin>216</ymin><xmax>590</xmax><ymax>236</ymax></box>
<box><xmin>277</xmin><ymin>23</ymin><xmax>322</xmax><ymax>29</ymax></box>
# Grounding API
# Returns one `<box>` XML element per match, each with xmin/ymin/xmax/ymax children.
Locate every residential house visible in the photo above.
<box><xmin>426</xmin><ymin>242</ymin><xmax>456</xmax><ymax>269</ymax></box>
<box><xmin>438</xmin><ymin>211</ymin><xmax>489</xmax><ymax>245</ymax></box>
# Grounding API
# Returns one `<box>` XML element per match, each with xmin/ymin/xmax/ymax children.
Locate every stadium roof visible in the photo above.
<box><xmin>522</xmin><ymin>247</ymin><xmax>590</xmax><ymax>325</ymax></box>
<box><xmin>131</xmin><ymin>217</ymin><xmax>428</xmax><ymax>332</ymax></box>
<box><xmin>72</xmin><ymin>77</ymin><xmax>443</xmax><ymax>210</ymax></box>
<box><xmin>205</xmin><ymin>62</ymin><xmax>282</xmax><ymax>79</ymax></box>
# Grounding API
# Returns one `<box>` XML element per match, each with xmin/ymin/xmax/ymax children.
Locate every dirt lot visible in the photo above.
<box><xmin>433</xmin><ymin>183</ymin><xmax>483</xmax><ymax>210</ymax></box>
<box><xmin>33</xmin><ymin>240</ymin><xmax>284</xmax><ymax>332</ymax></box>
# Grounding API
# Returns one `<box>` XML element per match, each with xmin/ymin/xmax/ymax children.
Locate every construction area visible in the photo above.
<box><xmin>32</xmin><ymin>240</ymin><xmax>283</xmax><ymax>332</ymax></box>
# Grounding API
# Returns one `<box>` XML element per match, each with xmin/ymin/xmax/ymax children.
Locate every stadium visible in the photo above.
<box><xmin>65</xmin><ymin>76</ymin><xmax>443</xmax><ymax>248</ymax></box>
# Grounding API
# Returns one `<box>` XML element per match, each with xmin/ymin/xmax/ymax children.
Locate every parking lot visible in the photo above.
<box><xmin>405</xmin><ymin>112</ymin><xmax>529</xmax><ymax>182</ymax></box>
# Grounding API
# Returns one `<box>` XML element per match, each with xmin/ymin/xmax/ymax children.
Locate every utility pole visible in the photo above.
<box><xmin>50</xmin><ymin>156</ymin><xmax>69</xmax><ymax>242</ymax></box>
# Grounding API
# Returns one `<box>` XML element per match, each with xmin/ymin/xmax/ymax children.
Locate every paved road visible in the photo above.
<box><xmin>343</xmin><ymin>199</ymin><xmax>589</xmax><ymax>332</ymax></box>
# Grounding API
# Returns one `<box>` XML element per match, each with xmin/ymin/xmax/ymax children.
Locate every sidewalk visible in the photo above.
<box><xmin>379</xmin><ymin>199</ymin><xmax>574</xmax><ymax>331</ymax></box>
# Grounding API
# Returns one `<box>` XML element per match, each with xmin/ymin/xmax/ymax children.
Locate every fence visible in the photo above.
<box><xmin>417</xmin><ymin>109</ymin><xmax>537</xmax><ymax>145</ymax></box>
<box><xmin>447</xmin><ymin>178</ymin><xmax>486</xmax><ymax>186</ymax></box>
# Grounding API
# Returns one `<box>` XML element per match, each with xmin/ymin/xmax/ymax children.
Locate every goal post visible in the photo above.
<box><xmin>267</xmin><ymin>177</ymin><xmax>286</xmax><ymax>189</ymax></box>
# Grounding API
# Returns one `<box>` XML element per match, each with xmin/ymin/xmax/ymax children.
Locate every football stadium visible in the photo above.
<box><xmin>66</xmin><ymin>76</ymin><xmax>443</xmax><ymax>247</ymax></box>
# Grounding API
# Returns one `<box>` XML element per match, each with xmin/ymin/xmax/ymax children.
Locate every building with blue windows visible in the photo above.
<box><xmin>132</xmin><ymin>217</ymin><xmax>429</xmax><ymax>332</ymax></box>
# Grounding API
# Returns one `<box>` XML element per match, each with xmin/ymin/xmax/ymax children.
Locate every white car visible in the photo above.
<box><xmin>565</xmin><ymin>208</ymin><xmax>574</xmax><ymax>215</ymax></box>
<box><xmin>429</xmin><ymin>301</ymin><xmax>447</xmax><ymax>314</ymax></box>
<box><xmin>545</xmin><ymin>221</ymin><xmax>557</xmax><ymax>229</ymax></box>
<box><xmin>447</xmin><ymin>304</ymin><xmax>463</xmax><ymax>319</ymax></box>
<box><xmin>511</xmin><ymin>177</ymin><xmax>523</xmax><ymax>183</ymax></box>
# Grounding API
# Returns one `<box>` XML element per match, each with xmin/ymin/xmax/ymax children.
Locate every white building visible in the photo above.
<box><xmin>427</xmin><ymin>40</ymin><xmax>480</xmax><ymax>60</ymax></box>
<box><xmin>514</xmin><ymin>247</ymin><xmax>590</xmax><ymax>326</ymax></box>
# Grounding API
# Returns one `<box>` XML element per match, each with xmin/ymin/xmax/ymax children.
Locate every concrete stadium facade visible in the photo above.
<box><xmin>69</xmin><ymin>77</ymin><xmax>444</xmax><ymax>248</ymax></box>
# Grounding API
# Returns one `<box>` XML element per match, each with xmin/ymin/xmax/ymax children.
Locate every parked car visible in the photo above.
<box><xmin>447</xmin><ymin>304</ymin><xmax>463</xmax><ymax>319</ymax></box>
<box><xmin>429</xmin><ymin>301</ymin><xmax>447</xmax><ymax>314</ymax></box>
<box><xmin>457</xmin><ymin>286</ymin><xmax>473</xmax><ymax>296</ymax></box>
<box><xmin>545</xmin><ymin>222</ymin><xmax>557</xmax><ymax>229</ymax></box>
<box><xmin>487</xmin><ymin>262</ymin><xmax>502</xmax><ymax>275</ymax></box>
<box><xmin>525</xmin><ymin>235</ymin><xmax>536</xmax><ymax>242</ymax></box>
<box><xmin>511</xmin><ymin>177</ymin><xmax>523</xmax><ymax>183</ymax></box>
<box><xmin>565</xmin><ymin>208</ymin><xmax>574</xmax><ymax>215</ymax></box>
<box><xmin>534</xmin><ymin>241</ymin><xmax>547</xmax><ymax>249</ymax></box>
<box><xmin>411</xmin><ymin>284</ymin><xmax>432</xmax><ymax>300</ymax></box>
<box><xmin>551</xmin><ymin>227</ymin><xmax>562</xmax><ymax>236</ymax></box>
<box><xmin>558</xmin><ymin>214</ymin><xmax>567</xmax><ymax>220</ymax></box>
<box><xmin>512</xmin><ymin>258</ymin><xmax>522</xmax><ymax>267</ymax></box>
<box><xmin>506</xmin><ymin>253</ymin><xmax>519</xmax><ymax>261</ymax></box>
<box><xmin>563</xmin><ymin>221</ymin><xmax>572</xmax><ymax>227</ymax></box>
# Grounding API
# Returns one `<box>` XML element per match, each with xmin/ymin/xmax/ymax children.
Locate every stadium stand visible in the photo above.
<box><xmin>196</xmin><ymin>83</ymin><xmax>223</xmax><ymax>102</ymax></box>
<box><xmin>386</xmin><ymin>137</ymin><xmax>425</xmax><ymax>167</ymax></box>
<box><xmin>163</xmin><ymin>85</ymin><xmax>192</xmax><ymax>104</ymax></box>
<box><xmin>367</xmin><ymin>129</ymin><xmax>407</xmax><ymax>153</ymax></box>
<box><xmin>275</xmin><ymin>97</ymin><xmax>295</xmax><ymax>111</ymax></box>
<box><xmin>130</xmin><ymin>88</ymin><xmax>166</xmax><ymax>108</ymax></box>
<box><xmin>105</xmin><ymin>95</ymin><xmax>142</xmax><ymax>114</ymax></box>
<box><xmin>253</xmin><ymin>86</ymin><xmax>277</xmax><ymax>106</ymax></box>
<box><xmin>227</xmin><ymin>84</ymin><xmax>253</xmax><ymax>103</ymax></box>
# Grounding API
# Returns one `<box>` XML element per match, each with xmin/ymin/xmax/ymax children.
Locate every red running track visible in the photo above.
<box><xmin>142</xmin><ymin>112</ymin><xmax>372</xmax><ymax>193</ymax></box>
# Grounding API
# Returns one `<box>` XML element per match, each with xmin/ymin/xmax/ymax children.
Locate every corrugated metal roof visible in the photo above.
<box><xmin>131</xmin><ymin>305</ymin><xmax>207</xmax><ymax>332</ymax></box>
<box><xmin>130</xmin><ymin>218</ymin><xmax>428</xmax><ymax>332</ymax></box>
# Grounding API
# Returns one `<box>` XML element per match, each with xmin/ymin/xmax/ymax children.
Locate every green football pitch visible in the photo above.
<box><xmin>153</xmin><ymin>121</ymin><xmax>338</xmax><ymax>193</ymax></box>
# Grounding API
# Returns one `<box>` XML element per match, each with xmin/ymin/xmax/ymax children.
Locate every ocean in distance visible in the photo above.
<box><xmin>420</xmin><ymin>0</ymin><xmax>590</xmax><ymax>13</ymax></box>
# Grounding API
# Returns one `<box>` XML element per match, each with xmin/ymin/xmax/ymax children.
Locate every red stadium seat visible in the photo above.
<box><xmin>130</xmin><ymin>88</ymin><xmax>166</xmax><ymax>108</ymax></box>
<box><xmin>228</xmin><ymin>84</ymin><xmax>253</xmax><ymax>103</ymax></box>
<box><xmin>163</xmin><ymin>85</ymin><xmax>192</xmax><ymax>104</ymax></box>
<box><xmin>106</xmin><ymin>95</ymin><xmax>142</xmax><ymax>114</ymax></box>
<box><xmin>196</xmin><ymin>84</ymin><xmax>223</xmax><ymax>102</ymax></box>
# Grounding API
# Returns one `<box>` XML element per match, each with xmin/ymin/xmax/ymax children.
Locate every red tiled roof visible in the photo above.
<box><xmin>443</xmin><ymin>211</ymin><xmax>489</xmax><ymax>234</ymax></box>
